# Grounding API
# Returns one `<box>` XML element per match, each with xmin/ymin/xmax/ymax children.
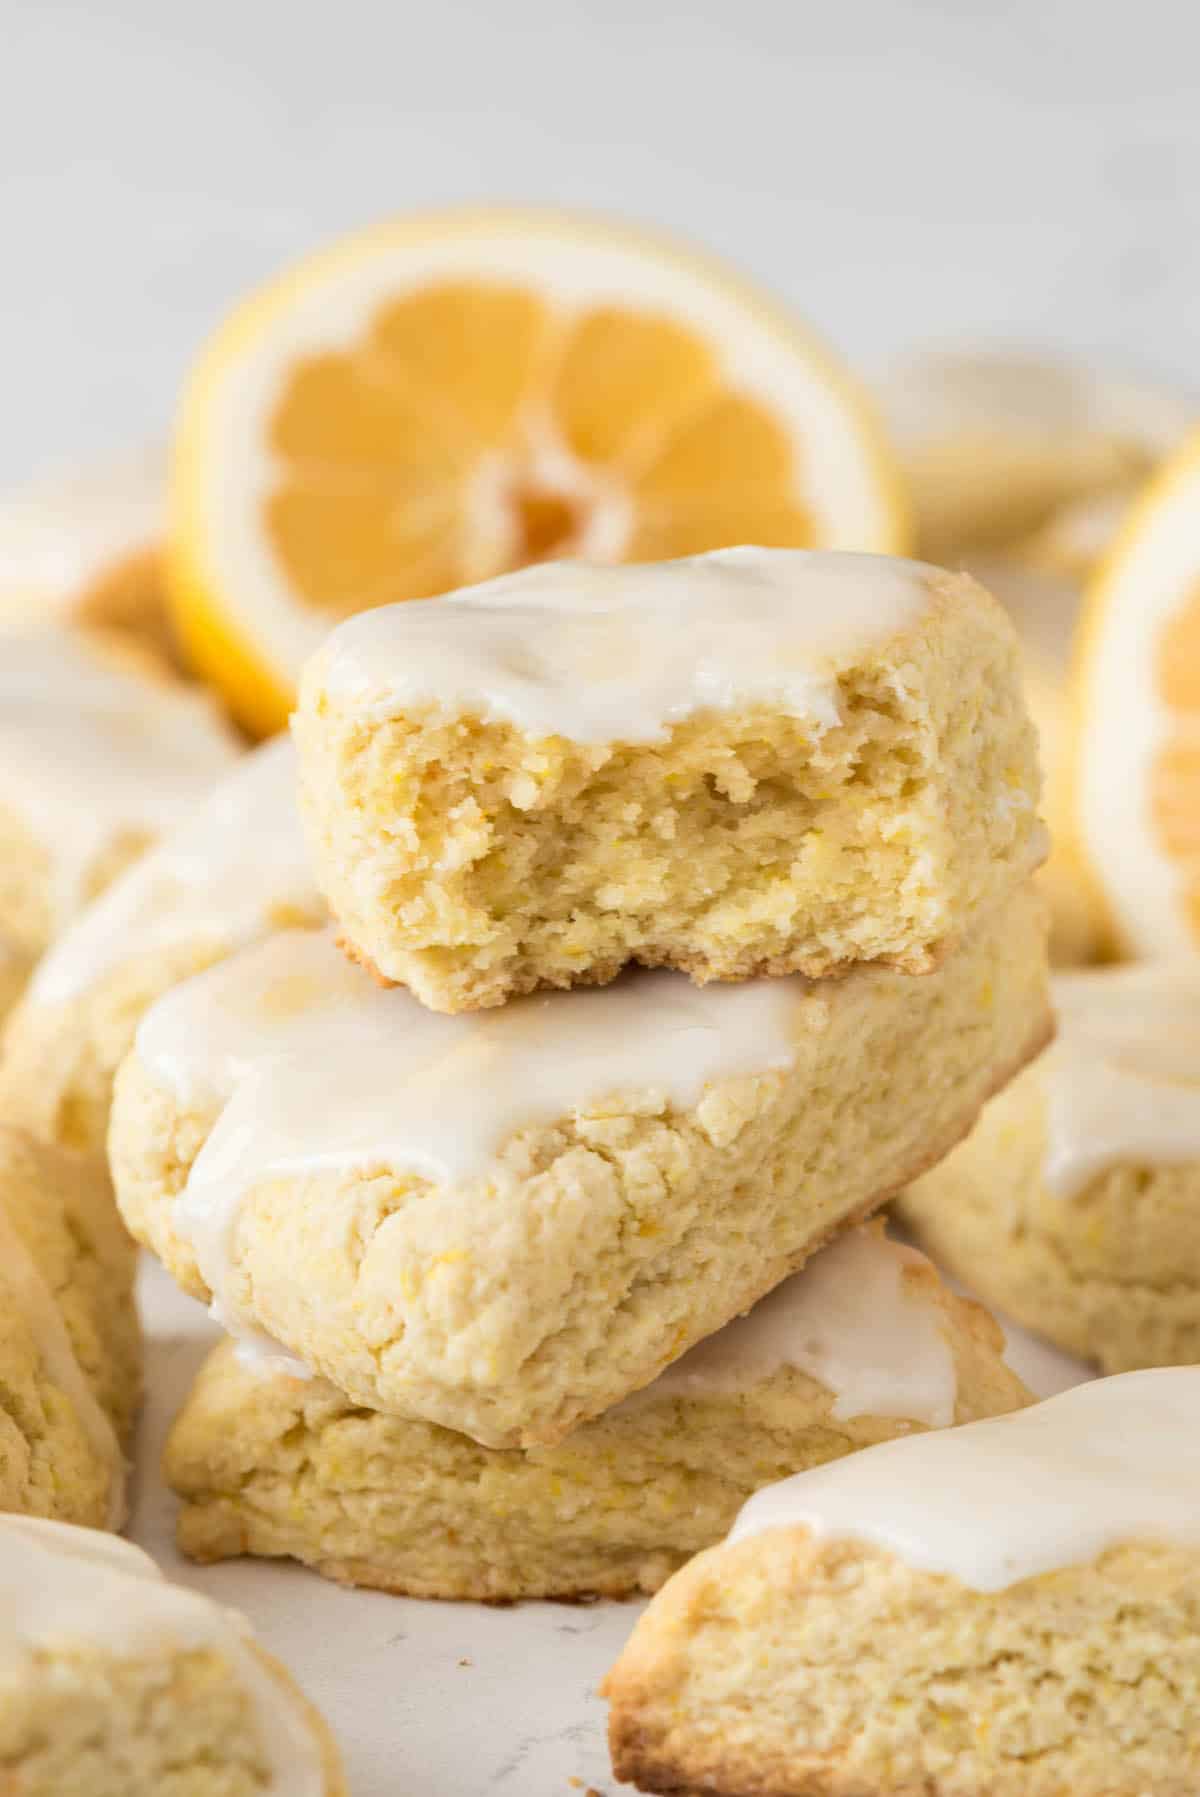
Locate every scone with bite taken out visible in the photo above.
<box><xmin>294</xmin><ymin>548</ymin><xmax>1044</xmax><ymax>1012</ymax></box>
<box><xmin>899</xmin><ymin>961</ymin><xmax>1200</xmax><ymax>1372</ymax></box>
<box><xmin>0</xmin><ymin>1516</ymin><xmax>345</xmax><ymax>1795</ymax></box>
<box><xmin>164</xmin><ymin>1226</ymin><xmax>1030</xmax><ymax>1601</ymax></box>
<box><xmin>112</xmin><ymin>889</ymin><xmax>1049</xmax><ymax>1448</ymax></box>
<box><xmin>0</xmin><ymin>625</ymin><xmax>239</xmax><ymax>958</ymax></box>
<box><xmin>0</xmin><ymin>737</ymin><xmax>323</xmax><ymax>1156</ymax></box>
<box><xmin>605</xmin><ymin>1369</ymin><xmax>1200</xmax><ymax>1797</ymax></box>
<box><xmin>0</xmin><ymin>1126</ymin><xmax>139</xmax><ymax>1530</ymax></box>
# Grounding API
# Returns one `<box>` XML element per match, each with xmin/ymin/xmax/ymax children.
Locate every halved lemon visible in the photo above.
<box><xmin>168</xmin><ymin>208</ymin><xmax>908</xmax><ymax>735</ymax></box>
<box><xmin>1072</xmin><ymin>428</ymin><xmax>1200</xmax><ymax>957</ymax></box>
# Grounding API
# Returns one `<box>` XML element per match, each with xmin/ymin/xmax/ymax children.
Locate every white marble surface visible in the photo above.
<box><xmin>131</xmin><ymin>1254</ymin><xmax>1091</xmax><ymax>1797</ymax></box>
<box><xmin>3</xmin><ymin>0</ymin><xmax>1199</xmax><ymax>487</ymax></box>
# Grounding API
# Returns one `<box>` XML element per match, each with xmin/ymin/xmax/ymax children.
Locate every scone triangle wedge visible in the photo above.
<box><xmin>603</xmin><ymin>1369</ymin><xmax>1200</xmax><ymax>1797</ymax></box>
<box><xmin>899</xmin><ymin>958</ymin><xmax>1200</xmax><ymax>1373</ymax></box>
<box><xmin>162</xmin><ymin>1225</ymin><xmax>1031</xmax><ymax>1601</ymax></box>
<box><xmin>0</xmin><ymin>1515</ymin><xmax>346</xmax><ymax>1794</ymax></box>
<box><xmin>110</xmin><ymin>894</ymin><xmax>1048</xmax><ymax>1446</ymax></box>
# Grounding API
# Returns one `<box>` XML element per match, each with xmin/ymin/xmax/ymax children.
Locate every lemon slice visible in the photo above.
<box><xmin>1072</xmin><ymin>429</ymin><xmax>1200</xmax><ymax>956</ymax></box>
<box><xmin>169</xmin><ymin>208</ymin><xmax>908</xmax><ymax>735</ymax></box>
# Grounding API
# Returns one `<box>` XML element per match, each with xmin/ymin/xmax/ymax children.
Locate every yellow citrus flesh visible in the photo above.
<box><xmin>1071</xmin><ymin>430</ymin><xmax>1200</xmax><ymax>957</ymax></box>
<box><xmin>169</xmin><ymin>209</ymin><xmax>908</xmax><ymax>735</ymax></box>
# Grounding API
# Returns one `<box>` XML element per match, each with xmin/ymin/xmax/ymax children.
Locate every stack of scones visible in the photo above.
<box><xmin>97</xmin><ymin>545</ymin><xmax>1052</xmax><ymax>1601</ymax></box>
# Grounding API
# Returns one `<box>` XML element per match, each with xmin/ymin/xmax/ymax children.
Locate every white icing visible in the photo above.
<box><xmin>0</xmin><ymin>447</ymin><xmax>164</xmax><ymax>618</ymax></box>
<box><xmin>0</xmin><ymin>1516</ymin><xmax>325</xmax><ymax>1793</ymax></box>
<box><xmin>0</xmin><ymin>631</ymin><xmax>239</xmax><ymax>927</ymax></box>
<box><xmin>308</xmin><ymin>548</ymin><xmax>936</xmax><ymax>744</ymax></box>
<box><xmin>729</xmin><ymin>1367</ymin><xmax>1200</xmax><ymax>1589</ymax></box>
<box><xmin>0</xmin><ymin>1205</ymin><xmax>125</xmax><ymax>1528</ymax></box>
<box><xmin>634</xmin><ymin>1228</ymin><xmax>957</xmax><ymax>1426</ymax></box>
<box><xmin>1042</xmin><ymin>962</ymin><xmax>1200</xmax><ymax>1198</ymax></box>
<box><xmin>29</xmin><ymin>736</ymin><xmax>321</xmax><ymax>1009</ymax></box>
<box><xmin>134</xmin><ymin>927</ymin><xmax>802</xmax><ymax>1349</ymax></box>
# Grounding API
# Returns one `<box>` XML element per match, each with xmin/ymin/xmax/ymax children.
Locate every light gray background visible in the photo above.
<box><xmin>3</xmin><ymin>0</ymin><xmax>1199</xmax><ymax>487</ymax></box>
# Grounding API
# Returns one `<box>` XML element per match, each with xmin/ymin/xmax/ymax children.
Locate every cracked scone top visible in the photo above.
<box><xmin>730</xmin><ymin>1368</ymin><xmax>1200</xmax><ymax>1586</ymax></box>
<box><xmin>308</xmin><ymin>548</ymin><xmax>932</xmax><ymax>740</ymax></box>
<box><xmin>0</xmin><ymin>1516</ymin><xmax>331</xmax><ymax>1793</ymax></box>
<box><xmin>135</xmin><ymin>924</ymin><xmax>801</xmax><ymax>1356</ymax></box>
<box><xmin>1040</xmin><ymin>962</ymin><xmax>1200</xmax><ymax>1194</ymax></box>
<box><xmin>0</xmin><ymin>628</ymin><xmax>239</xmax><ymax>946</ymax></box>
<box><xmin>295</xmin><ymin>547</ymin><xmax>1044</xmax><ymax>1010</ymax></box>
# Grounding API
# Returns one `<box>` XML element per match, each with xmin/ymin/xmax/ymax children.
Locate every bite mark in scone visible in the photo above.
<box><xmin>899</xmin><ymin>959</ymin><xmax>1200</xmax><ymax>1372</ymax></box>
<box><xmin>0</xmin><ymin>1515</ymin><xmax>345</xmax><ymax>1796</ymax></box>
<box><xmin>0</xmin><ymin>736</ymin><xmax>323</xmax><ymax>1156</ymax></box>
<box><xmin>293</xmin><ymin>548</ymin><xmax>1045</xmax><ymax>1012</ymax></box>
<box><xmin>163</xmin><ymin>1226</ymin><xmax>1031</xmax><ymax>1601</ymax></box>
<box><xmin>604</xmin><ymin>1369</ymin><xmax>1200</xmax><ymax>1797</ymax></box>
<box><xmin>0</xmin><ymin>1126</ymin><xmax>139</xmax><ymax>1529</ymax></box>
<box><xmin>111</xmin><ymin>886</ymin><xmax>1050</xmax><ymax>1448</ymax></box>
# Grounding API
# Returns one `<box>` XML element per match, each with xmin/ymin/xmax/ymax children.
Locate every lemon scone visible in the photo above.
<box><xmin>899</xmin><ymin>961</ymin><xmax>1200</xmax><ymax>1372</ymax></box>
<box><xmin>0</xmin><ymin>1516</ymin><xmax>345</xmax><ymax>1796</ymax></box>
<box><xmin>0</xmin><ymin>448</ymin><xmax>169</xmax><ymax>651</ymax></box>
<box><xmin>164</xmin><ymin>1226</ymin><xmax>1030</xmax><ymax>1601</ymax></box>
<box><xmin>0</xmin><ymin>738</ymin><xmax>322</xmax><ymax>1155</ymax></box>
<box><xmin>0</xmin><ymin>1127</ymin><xmax>139</xmax><ymax>1529</ymax></box>
<box><xmin>111</xmin><ymin>888</ymin><xmax>1049</xmax><ymax>1448</ymax></box>
<box><xmin>605</xmin><ymin>1369</ymin><xmax>1200</xmax><ymax>1797</ymax></box>
<box><xmin>883</xmin><ymin>350</ymin><xmax>1192</xmax><ymax>569</ymax></box>
<box><xmin>0</xmin><ymin>627</ymin><xmax>239</xmax><ymax>957</ymax></box>
<box><xmin>294</xmin><ymin>548</ymin><xmax>1043</xmax><ymax>1011</ymax></box>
